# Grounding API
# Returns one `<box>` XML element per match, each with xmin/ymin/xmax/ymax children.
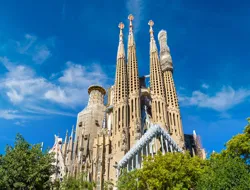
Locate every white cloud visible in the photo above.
<box><xmin>179</xmin><ymin>86</ymin><xmax>250</xmax><ymax>112</ymax></box>
<box><xmin>0</xmin><ymin>57</ymin><xmax>53</xmax><ymax>104</ymax></box>
<box><xmin>201</xmin><ymin>83</ymin><xmax>209</xmax><ymax>89</ymax></box>
<box><xmin>126</xmin><ymin>0</ymin><xmax>144</xmax><ymax>34</ymax></box>
<box><xmin>0</xmin><ymin>57</ymin><xmax>109</xmax><ymax>120</ymax></box>
<box><xmin>45</xmin><ymin>61</ymin><xmax>108</xmax><ymax>106</ymax></box>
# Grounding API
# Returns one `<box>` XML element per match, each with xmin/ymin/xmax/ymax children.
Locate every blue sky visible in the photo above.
<box><xmin>0</xmin><ymin>0</ymin><xmax>250</xmax><ymax>155</ymax></box>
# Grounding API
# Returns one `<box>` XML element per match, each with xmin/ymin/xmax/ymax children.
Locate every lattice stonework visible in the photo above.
<box><xmin>127</xmin><ymin>14</ymin><xmax>141</xmax><ymax>147</ymax></box>
<box><xmin>148</xmin><ymin>20</ymin><xmax>167</xmax><ymax>128</ymax></box>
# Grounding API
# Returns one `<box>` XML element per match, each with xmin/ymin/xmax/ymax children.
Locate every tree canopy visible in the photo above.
<box><xmin>117</xmin><ymin>118</ymin><xmax>250</xmax><ymax>190</ymax></box>
<box><xmin>118</xmin><ymin>152</ymin><xmax>207</xmax><ymax>190</ymax></box>
<box><xmin>197</xmin><ymin>156</ymin><xmax>250</xmax><ymax>190</ymax></box>
<box><xmin>222</xmin><ymin>117</ymin><xmax>250</xmax><ymax>164</ymax></box>
<box><xmin>0</xmin><ymin>134</ymin><xmax>55</xmax><ymax>190</ymax></box>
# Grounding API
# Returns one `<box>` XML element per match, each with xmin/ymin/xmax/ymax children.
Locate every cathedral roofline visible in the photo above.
<box><xmin>88</xmin><ymin>85</ymin><xmax>106</xmax><ymax>95</ymax></box>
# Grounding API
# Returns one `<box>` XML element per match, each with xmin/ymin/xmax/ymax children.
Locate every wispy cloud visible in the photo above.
<box><xmin>23</xmin><ymin>105</ymin><xmax>75</xmax><ymax>117</ymax></box>
<box><xmin>201</xmin><ymin>83</ymin><xmax>209</xmax><ymax>89</ymax></box>
<box><xmin>0</xmin><ymin>110</ymin><xmax>28</xmax><ymax>120</ymax></box>
<box><xmin>179</xmin><ymin>85</ymin><xmax>250</xmax><ymax>112</ymax></box>
<box><xmin>32</xmin><ymin>45</ymin><xmax>51</xmax><ymax>64</ymax></box>
<box><xmin>14</xmin><ymin>120</ymin><xmax>26</xmax><ymax>126</ymax></box>
<box><xmin>126</xmin><ymin>0</ymin><xmax>145</xmax><ymax>34</ymax></box>
<box><xmin>0</xmin><ymin>57</ymin><xmax>109</xmax><ymax>120</ymax></box>
<box><xmin>0</xmin><ymin>57</ymin><xmax>53</xmax><ymax>104</ymax></box>
<box><xmin>17</xmin><ymin>34</ymin><xmax>52</xmax><ymax>64</ymax></box>
<box><xmin>17</xmin><ymin>34</ymin><xmax>37</xmax><ymax>54</ymax></box>
<box><xmin>45</xmin><ymin>61</ymin><xmax>108</xmax><ymax>107</ymax></box>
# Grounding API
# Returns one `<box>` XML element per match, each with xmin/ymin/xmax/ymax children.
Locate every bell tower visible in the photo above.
<box><xmin>158</xmin><ymin>30</ymin><xmax>184</xmax><ymax>148</ymax></box>
<box><xmin>127</xmin><ymin>14</ymin><xmax>141</xmax><ymax>147</ymax></box>
<box><xmin>148</xmin><ymin>20</ymin><xmax>168</xmax><ymax>129</ymax></box>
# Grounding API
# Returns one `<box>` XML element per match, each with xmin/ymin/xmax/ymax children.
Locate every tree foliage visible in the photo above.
<box><xmin>59</xmin><ymin>173</ymin><xmax>95</xmax><ymax>190</ymax></box>
<box><xmin>222</xmin><ymin>117</ymin><xmax>250</xmax><ymax>164</ymax></box>
<box><xmin>197</xmin><ymin>156</ymin><xmax>250</xmax><ymax>190</ymax></box>
<box><xmin>118</xmin><ymin>152</ymin><xmax>207</xmax><ymax>190</ymax></box>
<box><xmin>118</xmin><ymin>118</ymin><xmax>250</xmax><ymax>190</ymax></box>
<box><xmin>0</xmin><ymin>134</ymin><xmax>55</xmax><ymax>190</ymax></box>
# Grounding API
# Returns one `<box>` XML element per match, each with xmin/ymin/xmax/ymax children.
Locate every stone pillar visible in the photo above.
<box><xmin>161</xmin><ymin>134</ymin><xmax>165</xmax><ymax>154</ymax></box>
<box><xmin>165</xmin><ymin>140</ymin><xmax>169</xmax><ymax>152</ymax></box>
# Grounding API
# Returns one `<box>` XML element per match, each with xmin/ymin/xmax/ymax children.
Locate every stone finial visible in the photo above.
<box><xmin>148</xmin><ymin>20</ymin><xmax>154</xmax><ymax>35</ymax></box>
<box><xmin>128</xmin><ymin>14</ymin><xmax>135</xmax><ymax>47</ymax></box>
<box><xmin>117</xmin><ymin>22</ymin><xmax>125</xmax><ymax>59</ymax></box>
<box><xmin>148</xmin><ymin>20</ymin><xmax>157</xmax><ymax>52</ymax></box>
<box><xmin>118</xmin><ymin>22</ymin><xmax>124</xmax><ymax>30</ymax></box>
<box><xmin>118</xmin><ymin>22</ymin><xmax>124</xmax><ymax>41</ymax></box>
<box><xmin>128</xmin><ymin>14</ymin><xmax>134</xmax><ymax>31</ymax></box>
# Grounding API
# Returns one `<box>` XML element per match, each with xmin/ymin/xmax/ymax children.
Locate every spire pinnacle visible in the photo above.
<box><xmin>128</xmin><ymin>14</ymin><xmax>135</xmax><ymax>47</ymax></box>
<box><xmin>128</xmin><ymin>14</ymin><xmax>134</xmax><ymax>32</ymax></box>
<box><xmin>70</xmin><ymin>125</ymin><xmax>74</xmax><ymax>137</ymax></box>
<box><xmin>64</xmin><ymin>130</ymin><xmax>68</xmax><ymax>143</ymax></box>
<box><xmin>148</xmin><ymin>20</ymin><xmax>158</xmax><ymax>52</ymax></box>
<box><xmin>117</xmin><ymin>22</ymin><xmax>125</xmax><ymax>59</ymax></box>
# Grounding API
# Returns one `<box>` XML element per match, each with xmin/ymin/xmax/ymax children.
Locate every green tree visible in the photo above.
<box><xmin>0</xmin><ymin>134</ymin><xmax>55</xmax><ymax>190</ymax></box>
<box><xmin>197</xmin><ymin>156</ymin><xmax>250</xmax><ymax>190</ymax></box>
<box><xmin>222</xmin><ymin>118</ymin><xmax>250</xmax><ymax>164</ymax></box>
<box><xmin>117</xmin><ymin>169</ymin><xmax>139</xmax><ymax>190</ymax></box>
<box><xmin>118</xmin><ymin>152</ymin><xmax>206</xmax><ymax>190</ymax></box>
<box><xmin>60</xmin><ymin>172</ymin><xmax>95</xmax><ymax>190</ymax></box>
<box><xmin>104</xmin><ymin>180</ymin><xmax>114</xmax><ymax>190</ymax></box>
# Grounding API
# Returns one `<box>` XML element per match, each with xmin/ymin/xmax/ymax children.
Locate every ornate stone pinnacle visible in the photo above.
<box><xmin>128</xmin><ymin>14</ymin><xmax>134</xmax><ymax>22</ymax></box>
<box><xmin>148</xmin><ymin>20</ymin><xmax>154</xmax><ymax>34</ymax></box>
<box><xmin>148</xmin><ymin>20</ymin><xmax>154</xmax><ymax>27</ymax></box>
<box><xmin>118</xmin><ymin>22</ymin><xmax>124</xmax><ymax>30</ymax></box>
<box><xmin>128</xmin><ymin>14</ymin><xmax>134</xmax><ymax>33</ymax></box>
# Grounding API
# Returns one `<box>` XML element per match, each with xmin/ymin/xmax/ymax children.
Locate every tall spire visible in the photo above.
<box><xmin>148</xmin><ymin>19</ymin><xmax>167</xmax><ymax>129</ymax></box>
<box><xmin>117</xmin><ymin>22</ymin><xmax>125</xmax><ymax>59</ymax></box>
<box><xmin>158</xmin><ymin>29</ymin><xmax>185</xmax><ymax>148</ymax></box>
<box><xmin>148</xmin><ymin>20</ymin><xmax>158</xmax><ymax>53</ymax></box>
<box><xmin>128</xmin><ymin>14</ymin><xmax>135</xmax><ymax>47</ymax></box>
<box><xmin>68</xmin><ymin>125</ymin><xmax>74</xmax><ymax>152</ymax></box>
<box><xmin>127</xmin><ymin>14</ymin><xmax>141</xmax><ymax>147</ymax></box>
<box><xmin>64</xmin><ymin>130</ymin><xmax>68</xmax><ymax>144</ymax></box>
<box><xmin>113</xmin><ymin>20</ymin><xmax>128</xmax><ymax>150</ymax></box>
<box><xmin>70</xmin><ymin>125</ymin><xmax>74</xmax><ymax>138</ymax></box>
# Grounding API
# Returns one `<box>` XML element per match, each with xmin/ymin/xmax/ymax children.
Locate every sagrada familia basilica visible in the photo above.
<box><xmin>49</xmin><ymin>15</ymin><xmax>206</xmax><ymax>189</ymax></box>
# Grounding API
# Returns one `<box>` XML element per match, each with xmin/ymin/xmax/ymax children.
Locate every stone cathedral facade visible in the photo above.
<box><xmin>50</xmin><ymin>15</ymin><xmax>205</xmax><ymax>188</ymax></box>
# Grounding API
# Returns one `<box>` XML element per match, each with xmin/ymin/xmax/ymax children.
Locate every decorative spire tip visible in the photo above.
<box><xmin>118</xmin><ymin>22</ymin><xmax>124</xmax><ymax>30</ymax></box>
<box><xmin>128</xmin><ymin>14</ymin><xmax>134</xmax><ymax>21</ymax></box>
<box><xmin>148</xmin><ymin>20</ymin><xmax>154</xmax><ymax>34</ymax></box>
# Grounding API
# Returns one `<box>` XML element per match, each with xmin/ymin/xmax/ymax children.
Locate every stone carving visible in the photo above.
<box><xmin>158</xmin><ymin>30</ymin><xmax>173</xmax><ymax>71</ymax></box>
<box><xmin>121</xmin><ymin>129</ymin><xmax>127</xmax><ymax>151</ymax></box>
